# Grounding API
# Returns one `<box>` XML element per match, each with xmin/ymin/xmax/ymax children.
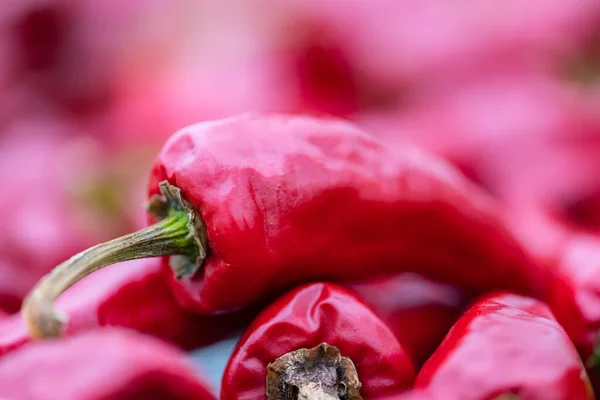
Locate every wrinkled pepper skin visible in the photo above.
<box><xmin>415</xmin><ymin>293</ymin><xmax>594</xmax><ymax>400</ymax></box>
<box><xmin>348</xmin><ymin>273</ymin><xmax>467</xmax><ymax>369</ymax></box>
<box><xmin>0</xmin><ymin>328</ymin><xmax>216</xmax><ymax>400</ymax></box>
<box><xmin>149</xmin><ymin>113</ymin><xmax>540</xmax><ymax>314</ymax></box>
<box><xmin>221</xmin><ymin>282</ymin><xmax>415</xmax><ymax>400</ymax></box>
<box><xmin>0</xmin><ymin>258</ymin><xmax>252</xmax><ymax>357</ymax></box>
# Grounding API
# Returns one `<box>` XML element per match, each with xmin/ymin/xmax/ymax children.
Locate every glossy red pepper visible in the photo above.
<box><xmin>221</xmin><ymin>282</ymin><xmax>415</xmax><ymax>400</ymax></box>
<box><xmin>348</xmin><ymin>273</ymin><xmax>467</xmax><ymax>369</ymax></box>
<box><xmin>282</xmin><ymin>1</ymin><xmax>599</xmax><ymax>98</ymax></box>
<box><xmin>0</xmin><ymin>258</ymin><xmax>253</xmax><ymax>357</ymax></box>
<box><xmin>0</xmin><ymin>328</ymin><xmax>217</xmax><ymax>400</ymax></box>
<box><xmin>507</xmin><ymin>204</ymin><xmax>600</xmax><ymax>368</ymax></box>
<box><xmin>415</xmin><ymin>292</ymin><xmax>594</xmax><ymax>400</ymax></box>
<box><xmin>22</xmin><ymin>114</ymin><xmax>541</xmax><ymax>339</ymax></box>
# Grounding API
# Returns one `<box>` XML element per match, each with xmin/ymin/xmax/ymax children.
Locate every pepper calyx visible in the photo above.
<box><xmin>266</xmin><ymin>343</ymin><xmax>362</xmax><ymax>400</ymax></box>
<box><xmin>147</xmin><ymin>180</ymin><xmax>209</xmax><ymax>279</ymax></box>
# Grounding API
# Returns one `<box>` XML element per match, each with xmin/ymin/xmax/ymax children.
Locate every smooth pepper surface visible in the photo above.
<box><xmin>221</xmin><ymin>282</ymin><xmax>416</xmax><ymax>400</ymax></box>
<box><xmin>415</xmin><ymin>292</ymin><xmax>594</xmax><ymax>400</ymax></box>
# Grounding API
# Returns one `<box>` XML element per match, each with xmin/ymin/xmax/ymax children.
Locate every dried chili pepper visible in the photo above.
<box><xmin>415</xmin><ymin>292</ymin><xmax>594</xmax><ymax>400</ymax></box>
<box><xmin>22</xmin><ymin>114</ymin><xmax>540</xmax><ymax>339</ymax></box>
<box><xmin>0</xmin><ymin>328</ymin><xmax>217</xmax><ymax>400</ymax></box>
<box><xmin>221</xmin><ymin>282</ymin><xmax>415</xmax><ymax>400</ymax></box>
<box><xmin>348</xmin><ymin>273</ymin><xmax>467</xmax><ymax>369</ymax></box>
<box><xmin>0</xmin><ymin>258</ymin><xmax>252</xmax><ymax>357</ymax></box>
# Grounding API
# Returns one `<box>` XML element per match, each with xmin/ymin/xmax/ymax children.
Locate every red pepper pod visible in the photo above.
<box><xmin>148</xmin><ymin>113</ymin><xmax>539</xmax><ymax>314</ymax></box>
<box><xmin>0</xmin><ymin>258</ymin><xmax>251</xmax><ymax>357</ymax></box>
<box><xmin>415</xmin><ymin>292</ymin><xmax>594</xmax><ymax>400</ymax></box>
<box><xmin>347</xmin><ymin>273</ymin><xmax>467</xmax><ymax>369</ymax></box>
<box><xmin>0</xmin><ymin>328</ymin><xmax>217</xmax><ymax>400</ymax></box>
<box><xmin>21</xmin><ymin>114</ymin><xmax>540</xmax><ymax>340</ymax></box>
<box><xmin>221</xmin><ymin>282</ymin><xmax>415</xmax><ymax>400</ymax></box>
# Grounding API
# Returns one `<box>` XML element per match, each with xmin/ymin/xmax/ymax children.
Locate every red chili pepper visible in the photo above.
<box><xmin>347</xmin><ymin>273</ymin><xmax>467</xmax><ymax>369</ymax></box>
<box><xmin>0</xmin><ymin>328</ymin><xmax>217</xmax><ymax>400</ymax></box>
<box><xmin>415</xmin><ymin>292</ymin><xmax>594</xmax><ymax>400</ymax></box>
<box><xmin>0</xmin><ymin>257</ymin><xmax>253</xmax><ymax>357</ymax></box>
<box><xmin>221</xmin><ymin>282</ymin><xmax>415</xmax><ymax>400</ymax></box>
<box><xmin>22</xmin><ymin>114</ymin><xmax>540</xmax><ymax>339</ymax></box>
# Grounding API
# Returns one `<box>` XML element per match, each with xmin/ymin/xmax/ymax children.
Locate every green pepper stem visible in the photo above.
<box><xmin>21</xmin><ymin>209</ymin><xmax>197</xmax><ymax>340</ymax></box>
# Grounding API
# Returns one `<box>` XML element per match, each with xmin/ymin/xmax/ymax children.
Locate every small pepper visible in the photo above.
<box><xmin>348</xmin><ymin>273</ymin><xmax>467</xmax><ymax>369</ymax></box>
<box><xmin>0</xmin><ymin>258</ymin><xmax>253</xmax><ymax>357</ymax></box>
<box><xmin>22</xmin><ymin>114</ymin><xmax>540</xmax><ymax>339</ymax></box>
<box><xmin>415</xmin><ymin>292</ymin><xmax>594</xmax><ymax>400</ymax></box>
<box><xmin>0</xmin><ymin>328</ymin><xmax>217</xmax><ymax>400</ymax></box>
<box><xmin>221</xmin><ymin>282</ymin><xmax>415</xmax><ymax>400</ymax></box>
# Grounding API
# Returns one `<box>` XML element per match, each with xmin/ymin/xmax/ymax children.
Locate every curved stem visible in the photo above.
<box><xmin>22</xmin><ymin>209</ymin><xmax>197</xmax><ymax>340</ymax></box>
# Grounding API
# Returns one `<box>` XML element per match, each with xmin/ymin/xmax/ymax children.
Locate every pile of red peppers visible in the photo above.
<box><xmin>2</xmin><ymin>1</ymin><xmax>600</xmax><ymax>399</ymax></box>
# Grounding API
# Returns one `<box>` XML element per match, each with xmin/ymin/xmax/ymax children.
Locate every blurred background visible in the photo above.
<box><xmin>1</xmin><ymin>0</ymin><xmax>600</xmax><ymax>389</ymax></box>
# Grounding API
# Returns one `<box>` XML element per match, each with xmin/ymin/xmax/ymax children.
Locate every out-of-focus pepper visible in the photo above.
<box><xmin>348</xmin><ymin>273</ymin><xmax>466</xmax><ymax>369</ymax></box>
<box><xmin>415</xmin><ymin>292</ymin><xmax>594</xmax><ymax>400</ymax></box>
<box><xmin>221</xmin><ymin>282</ymin><xmax>415</xmax><ymax>400</ymax></box>
<box><xmin>0</xmin><ymin>328</ymin><xmax>217</xmax><ymax>400</ymax></box>
<box><xmin>279</xmin><ymin>0</ymin><xmax>600</xmax><ymax>97</ymax></box>
<box><xmin>0</xmin><ymin>119</ymin><xmax>151</xmax><ymax>313</ymax></box>
<box><xmin>361</xmin><ymin>71</ymin><xmax>600</xmax><ymax>226</ymax></box>
<box><xmin>506</xmin><ymin>204</ymin><xmax>600</xmax><ymax>370</ymax></box>
<box><xmin>547</xmin><ymin>232</ymin><xmax>600</xmax><ymax>366</ymax></box>
<box><xmin>0</xmin><ymin>257</ymin><xmax>255</xmax><ymax>357</ymax></box>
<box><xmin>0</xmin><ymin>124</ymin><xmax>106</xmax><ymax>313</ymax></box>
<box><xmin>23</xmin><ymin>114</ymin><xmax>541</xmax><ymax>339</ymax></box>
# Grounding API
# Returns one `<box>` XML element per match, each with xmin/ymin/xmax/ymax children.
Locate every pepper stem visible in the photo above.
<box><xmin>21</xmin><ymin>181</ymin><xmax>206</xmax><ymax>340</ymax></box>
<box><xmin>266</xmin><ymin>343</ymin><xmax>362</xmax><ymax>400</ymax></box>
